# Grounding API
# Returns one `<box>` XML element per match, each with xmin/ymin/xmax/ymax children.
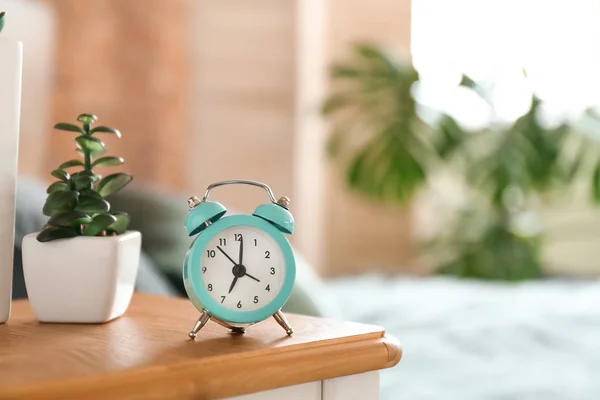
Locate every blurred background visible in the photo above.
<box><xmin>4</xmin><ymin>0</ymin><xmax>600</xmax><ymax>398</ymax></box>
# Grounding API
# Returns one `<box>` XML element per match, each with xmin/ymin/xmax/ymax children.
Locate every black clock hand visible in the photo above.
<box><xmin>217</xmin><ymin>246</ymin><xmax>237</xmax><ymax>266</ymax></box>
<box><xmin>228</xmin><ymin>276</ymin><xmax>239</xmax><ymax>294</ymax></box>
<box><xmin>239</xmin><ymin>235</ymin><xmax>244</xmax><ymax>265</ymax></box>
<box><xmin>244</xmin><ymin>272</ymin><xmax>260</xmax><ymax>283</ymax></box>
<box><xmin>246</xmin><ymin>274</ymin><xmax>260</xmax><ymax>282</ymax></box>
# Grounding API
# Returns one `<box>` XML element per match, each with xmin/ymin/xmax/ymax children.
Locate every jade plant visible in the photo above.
<box><xmin>37</xmin><ymin>114</ymin><xmax>133</xmax><ymax>242</ymax></box>
<box><xmin>0</xmin><ymin>12</ymin><xmax>6</xmax><ymax>33</ymax></box>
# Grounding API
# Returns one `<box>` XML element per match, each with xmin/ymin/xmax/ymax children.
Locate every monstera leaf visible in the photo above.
<box><xmin>323</xmin><ymin>44</ymin><xmax>434</xmax><ymax>204</ymax></box>
<box><xmin>0</xmin><ymin>12</ymin><xmax>6</xmax><ymax>33</ymax></box>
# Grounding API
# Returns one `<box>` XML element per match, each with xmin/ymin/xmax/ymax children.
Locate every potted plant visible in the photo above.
<box><xmin>22</xmin><ymin>114</ymin><xmax>141</xmax><ymax>323</ymax></box>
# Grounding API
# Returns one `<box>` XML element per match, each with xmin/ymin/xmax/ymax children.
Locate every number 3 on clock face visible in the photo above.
<box><xmin>184</xmin><ymin>215</ymin><xmax>296</xmax><ymax>325</ymax></box>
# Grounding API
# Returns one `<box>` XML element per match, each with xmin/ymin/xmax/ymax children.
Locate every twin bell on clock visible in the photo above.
<box><xmin>182</xmin><ymin>180</ymin><xmax>296</xmax><ymax>339</ymax></box>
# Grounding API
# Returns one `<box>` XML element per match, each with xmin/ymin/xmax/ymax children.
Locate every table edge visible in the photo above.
<box><xmin>0</xmin><ymin>331</ymin><xmax>402</xmax><ymax>400</ymax></box>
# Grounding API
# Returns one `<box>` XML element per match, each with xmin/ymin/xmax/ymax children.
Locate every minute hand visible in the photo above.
<box><xmin>217</xmin><ymin>246</ymin><xmax>237</xmax><ymax>266</ymax></box>
<box><xmin>239</xmin><ymin>235</ymin><xmax>244</xmax><ymax>265</ymax></box>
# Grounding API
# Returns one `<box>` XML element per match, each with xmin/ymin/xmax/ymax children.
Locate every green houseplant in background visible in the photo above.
<box><xmin>37</xmin><ymin>113</ymin><xmax>133</xmax><ymax>242</ymax></box>
<box><xmin>322</xmin><ymin>44</ymin><xmax>430</xmax><ymax>205</ymax></box>
<box><xmin>0</xmin><ymin>11</ymin><xmax>6</xmax><ymax>33</ymax></box>
<box><xmin>323</xmin><ymin>43</ymin><xmax>600</xmax><ymax>281</ymax></box>
<box><xmin>21</xmin><ymin>114</ymin><xmax>141</xmax><ymax>324</ymax></box>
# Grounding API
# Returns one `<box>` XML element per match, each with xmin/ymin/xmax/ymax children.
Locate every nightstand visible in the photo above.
<box><xmin>0</xmin><ymin>294</ymin><xmax>401</xmax><ymax>399</ymax></box>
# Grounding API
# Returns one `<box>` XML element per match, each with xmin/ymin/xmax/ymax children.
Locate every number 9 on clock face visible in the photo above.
<box><xmin>201</xmin><ymin>226</ymin><xmax>284</xmax><ymax>312</ymax></box>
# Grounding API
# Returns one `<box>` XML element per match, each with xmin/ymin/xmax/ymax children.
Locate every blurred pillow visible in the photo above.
<box><xmin>110</xmin><ymin>184</ymin><xmax>338</xmax><ymax>317</ymax></box>
<box><xmin>110</xmin><ymin>184</ymin><xmax>192</xmax><ymax>277</ymax></box>
<box><xmin>285</xmin><ymin>251</ymin><xmax>340</xmax><ymax>317</ymax></box>
<box><xmin>15</xmin><ymin>177</ymin><xmax>47</xmax><ymax>246</ymax></box>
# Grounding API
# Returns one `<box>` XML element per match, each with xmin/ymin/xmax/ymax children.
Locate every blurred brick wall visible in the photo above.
<box><xmin>42</xmin><ymin>0</ymin><xmax>191</xmax><ymax>191</ymax></box>
<box><xmin>37</xmin><ymin>0</ymin><xmax>417</xmax><ymax>276</ymax></box>
<box><xmin>322</xmin><ymin>0</ymin><xmax>416</xmax><ymax>276</ymax></box>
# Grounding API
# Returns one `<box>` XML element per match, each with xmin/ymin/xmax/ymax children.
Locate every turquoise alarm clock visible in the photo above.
<box><xmin>183</xmin><ymin>180</ymin><xmax>296</xmax><ymax>339</ymax></box>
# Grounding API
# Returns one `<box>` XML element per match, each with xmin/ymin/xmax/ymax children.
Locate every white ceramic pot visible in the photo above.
<box><xmin>22</xmin><ymin>231</ymin><xmax>141</xmax><ymax>323</ymax></box>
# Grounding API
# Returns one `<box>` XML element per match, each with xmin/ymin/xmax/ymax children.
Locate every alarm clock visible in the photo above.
<box><xmin>183</xmin><ymin>180</ymin><xmax>296</xmax><ymax>339</ymax></box>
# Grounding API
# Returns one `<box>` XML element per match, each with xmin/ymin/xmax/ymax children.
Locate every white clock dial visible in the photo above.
<box><xmin>200</xmin><ymin>225</ymin><xmax>285</xmax><ymax>312</ymax></box>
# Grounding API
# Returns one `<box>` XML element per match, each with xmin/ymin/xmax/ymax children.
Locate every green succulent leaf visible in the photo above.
<box><xmin>54</xmin><ymin>123</ymin><xmax>85</xmax><ymax>134</ymax></box>
<box><xmin>72</xmin><ymin>170</ymin><xmax>96</xmax><ymax>180</ymax></box>
<box><xmin>108</xmin><ymin>212</ymin><xmax>130</xmax><ymax>234</ymax></box>
<box><xmin>92</xmin><ymin>156</ymin><xmax>124</xmax><ymax>167</ymax></box>
<box><xmin>84</xmin><ymin>213</ymin><xmax>117</xmax><ymax>236</ymax></box>
<box><xmin>51</xmin><ymin>169</ymin><xmax>70</xmax><ymax>181</ymax></box>
<box><xmin>74</xmin><ymin>177</ymin><xmax>97</xmax><ymax>190</ymax></box>
<box><xmin>79</xmin><ymin>189</ymin><xmax>104</xmax><ymax>201</ymax></box>
<box><xmin>42</xmin><ymin>190</ymin><xmax>79</xmax><ymax>217</ymax></box>
<box><xmin>58</xmin><ymin>159</ymin><xmax>85</xmax><ymax>169</ymax></box>
<box><xmin>96</xmin><ymin>173</ymin><xmax>133</xmax><ymax>197</ymax></box>
<box><xmin>36</xmin><ymin>226</ymin><xmax>78</xmax><ymax>243</ymax></box>
<box><xmin>0</xmin><ymin>12</ymin><xmax>6</xmax><ymax>33</ymax></box>
<box><xmin>46</xmin><ymin>181</ymin><xmax>69</xmax><ymax>194</ymax></box>
<box><xmin>75</xmin><ymin>196</ymin><xmax>110</xmax><ymax>214</ymax></box>
<box><xmin>72</xmin><ymin>171</ymin><xmax>100</xmax><ymax>190</ymax></box>
<box><xmin>90</xmin><ymin>126</ymin><xmax>122</xmax><ymax>138</ymax></box>
<box><xmin>77</xmin><ymin>114</ymin><xmax>98</xmax><ymax>125</ymax></box>
<box><xmin>47</xmin><ymin>211</ymin><xmax>92</xmax><ymax>227</ymax></box>
<box><xmin>75</xmin><ymin>135</ymin><xmax>106</xmax><ymax>157</ymax></box>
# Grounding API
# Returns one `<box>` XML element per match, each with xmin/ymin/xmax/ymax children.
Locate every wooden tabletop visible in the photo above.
<box><xmin>0</xmin><ymin>294</ymin><xmax>401</xmax><ymax>400</ymax></box>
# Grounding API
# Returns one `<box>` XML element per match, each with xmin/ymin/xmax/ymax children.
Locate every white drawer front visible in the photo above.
<box><xmin>323</xmin><ymin>371</ymin><xmax>380</xmax><ymax>400</ymax></box>
<box><xmin>225</xmin><ymin>381</ymin><xmax>321</xmax><ymax>400</ymax></box>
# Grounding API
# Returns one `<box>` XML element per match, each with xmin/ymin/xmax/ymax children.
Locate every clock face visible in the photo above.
<box><xmin>200</xmin><ymin>225</ymin><xmax>285</xmax><ymax>312</ymax></box>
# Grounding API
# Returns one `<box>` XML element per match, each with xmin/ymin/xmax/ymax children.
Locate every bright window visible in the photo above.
<box><xmin>411</xmin><ymin>0</ymin><xmax>600</xmax><ymax>128</ymax></box>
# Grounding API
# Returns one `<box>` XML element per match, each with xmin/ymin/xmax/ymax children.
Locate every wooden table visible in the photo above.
<box><xmin>0</xmin><ymin>294</ymin><xmax>401</xmax><ymax>400</ymax></box>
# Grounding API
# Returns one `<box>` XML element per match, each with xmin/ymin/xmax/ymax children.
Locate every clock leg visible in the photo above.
<box><xmin>211</xmin><ymin>317</ymin><xmax>246</xmax><ymax>334</ymax></box>
<box><xmin>188</xmin><ymin>310</ymin><xmax>210</xmax><ymax>339</ymax></box>
<box><xmin>273</xmin><ymin>310</ymin><xmax>294</xmax><ymax>335</ymax></box>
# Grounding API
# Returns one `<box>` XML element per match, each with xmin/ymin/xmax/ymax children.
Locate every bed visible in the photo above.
<box><xmin>327</xmin><ymin>275</ymin><xmax>600</xmax><ymax>400</ymax></box>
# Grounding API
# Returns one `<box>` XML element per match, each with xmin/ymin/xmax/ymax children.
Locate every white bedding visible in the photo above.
<box><xmin>327</xmin><ymin>275</ymin><xmax>600</xmax><ymax>400</ymax></box>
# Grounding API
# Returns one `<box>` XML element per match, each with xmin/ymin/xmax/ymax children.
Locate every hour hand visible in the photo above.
<box><xmin>217</xmin><ymin>246</ymin><xmax>237</xmax><ymax>266</ymax></box>
<box><xmin>228</xmin><ymin>276</ymin><xmax>239</xmax><ymax>294</ymax></box>
<box><xmin>244</xmin><ymin>273</ymin><xmax>260</xmax><ymax>283</ymax></box>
